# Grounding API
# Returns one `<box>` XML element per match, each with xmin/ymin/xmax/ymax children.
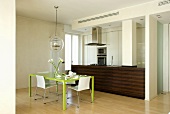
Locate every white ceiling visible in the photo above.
<box><xmin>16</xmin><ymin>0</ymin><xmax>170</xmax><ymax>32</ymax></box>
<box><xmin>152</xmin><ymin>11</ymin><xmax>170</xmax><ymax>24</ymax></box>
<box><xmin>16</xmin><ymin>0</ymin><xmax>155</xmax><ymax>24</ymax></box>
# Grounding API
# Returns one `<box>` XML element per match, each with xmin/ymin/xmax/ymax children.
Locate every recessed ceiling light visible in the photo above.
<box><xmin>156</xmin><ymin>15</ymin><xmax>162</xmax><ymax>18</ymax></box>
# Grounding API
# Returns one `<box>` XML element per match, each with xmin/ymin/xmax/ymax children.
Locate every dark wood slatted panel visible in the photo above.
<box><xmin>72</xmin><ymin>65</ymin><xmax>145</xmax><ymax>99</ymax></box>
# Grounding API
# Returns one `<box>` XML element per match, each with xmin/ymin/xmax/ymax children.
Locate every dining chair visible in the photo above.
<box><xmin>69</xmin><ymin>76</ymin><xmax>91</xmax><ymax>108</ymax></box>
<box><xmin>34</xmin><ymin>75</ymin><xmax>58</xmax><ymax>104</ymax></box>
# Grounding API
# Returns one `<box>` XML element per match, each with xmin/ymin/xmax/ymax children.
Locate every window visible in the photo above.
<box><xmin>65</xmin><ymin>34</ymin><xmax>79</xmax><ymax>70</ymax></box>
<box><xmin>72</xmin><ymin>35</ymin><xmax>79</xmax><ymax>65</ymax></box>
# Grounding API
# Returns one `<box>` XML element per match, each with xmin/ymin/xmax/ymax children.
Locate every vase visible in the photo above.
<box><xmin>55</xmin><ymin>69</ymin><xmax>62</xmax><ymax>78</ymax></box>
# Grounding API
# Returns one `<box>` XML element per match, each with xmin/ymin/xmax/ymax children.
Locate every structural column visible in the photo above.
<box><xmin>122</xmin><ymin>20</ymin><xmax>136</xmax><ymax>66</ymax></box>
<box><xmin>145</xmin><ymin>15</ymin><xmax>157</xmax><ymax>100</ymax></box>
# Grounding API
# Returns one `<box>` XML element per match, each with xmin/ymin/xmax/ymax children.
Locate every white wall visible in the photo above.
<box><xmin>16</xmin><ymin>16</ymin><xmax>64</xmax><ymax>89</ymax></box>
<box><xmin>0</xmin><ymin>0</ymin><xmax>15</xmax><ymax>113</ymax></box>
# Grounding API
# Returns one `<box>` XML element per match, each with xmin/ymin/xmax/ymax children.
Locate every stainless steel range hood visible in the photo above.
<box><xmin>86</xmin><ymin>27</ymin><xmax>106</xmax><ymax>46</ymax></box>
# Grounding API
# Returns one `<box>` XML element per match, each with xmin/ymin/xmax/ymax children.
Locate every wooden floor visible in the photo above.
<box><xmin>16</xmin><ymin>86</ymin><xmax>170</xmax><ymax>114</ymax></box>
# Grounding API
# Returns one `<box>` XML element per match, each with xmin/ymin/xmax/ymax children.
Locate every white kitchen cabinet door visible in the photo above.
<box><xmin>107</xmin><ymin>31</ymin><xmax>119</xmax><ymax>65</ymax></box>
<box><xmin>118</xmin><ymin>31</ymin><xmax>122</xmax><ymax>66</ymax></box>
<box><xmin>84</xmin><ymin>35</ymin><xmax>88</xmax><ymax>65</ymax></box>
<box><xmin>84</xmin><ymin>35</ymin><xmax>97</xmax><ymax>65</ymax></box>
<box><xmin>88</xmin><ymin>46</ymin><xmax>97</xmax><ymax>64</ymax></box>
<box><xmin>102</xmin><ymin>32</ymin><xmax>107</xmax><ymax>44</ymax></box>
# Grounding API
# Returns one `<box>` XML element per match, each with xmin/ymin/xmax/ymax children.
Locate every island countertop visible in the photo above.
<box><xmin>72</xmin><ymin>65</ymin><xmax>145</xmax><ymax>99</ymax></box>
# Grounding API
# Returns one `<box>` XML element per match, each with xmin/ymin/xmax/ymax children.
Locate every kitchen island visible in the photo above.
<box><xmin>72</xmin><ymin>65</ymin><xmax>145</xmax><ymax>99</ymax></box>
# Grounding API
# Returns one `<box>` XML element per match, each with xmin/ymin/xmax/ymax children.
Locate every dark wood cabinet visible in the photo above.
<box><xmin>72</xmin><ymin>65</ymin><xmax>145</xmax><ymax>99</ymax></box>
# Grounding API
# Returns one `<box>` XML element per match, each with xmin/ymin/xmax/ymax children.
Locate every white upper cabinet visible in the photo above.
<box><xmin>102</xmin><ymin>32</ymin><xmax>107</xmax><ymax>44</ymax></box>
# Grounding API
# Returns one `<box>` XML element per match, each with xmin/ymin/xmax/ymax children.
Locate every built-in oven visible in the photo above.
<box><xmin>97</xmin><ymin>56</ymin><xmax>107</xmax><ymax>66</ymax></box>
<box><xmin>97</xmin><ymin>47</ymin><xmax>107</xmax><ymax>56</ymax></box>
<box><xmin>97</xmin><ymin>47</ymin><xmax>107</xmax><ymax>66</ymax></box>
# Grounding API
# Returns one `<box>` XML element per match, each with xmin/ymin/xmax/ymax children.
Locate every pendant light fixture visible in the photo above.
<box><xmin>50</xmin><ymin>6</ymin><xmax>64</xmax><ymax>52</ymax></box>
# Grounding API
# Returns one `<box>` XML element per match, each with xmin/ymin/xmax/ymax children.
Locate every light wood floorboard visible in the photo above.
<box><xmin>16</xmin><ymin>86</ymin><xmax>170</xmax><ymax>114</ymax></box>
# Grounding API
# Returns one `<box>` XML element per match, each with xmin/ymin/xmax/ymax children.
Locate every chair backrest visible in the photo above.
<box><xmin>36</xmin><ymin>75</ymin><xmax>46</xmax><ymax>89</ymax></box>
<box><xmin>77</xmin><ymin>77</ymin><xmax>90</xmax><ymax>91</ymax></box>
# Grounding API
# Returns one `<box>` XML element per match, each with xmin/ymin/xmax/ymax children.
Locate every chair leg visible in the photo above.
<box><xmin>34</xmin><ymin>87</ymin><xmax>38</xmax><ymax>100</ymax></box>
<box><xmin>56</xmin><ymin>82</ymin><xmax>59</xmax><ymax>93</ymax></box>
<box><xmin>43</xmin><ymin>89</ymin><xmax>47</xmax><ymax>104</ymax></box>
<box><xmin>49</xmin><ymin>88</ymin><xmax>51</xmax><ymax>93</ymax></box>
<box><xmin>57</xmin><ymin>92</ymin><xmax>59</xmax><ymax>101</ymax></box>
<box><xmin>90</xmin><ymin>89</ymin><xmax>92</xmax><ymax>103</ymax></box>
<box><xmin>67</xmin><ymin>86</ymin><xmax>69</xmax><ymax>99</ymax></box>
<box><xmin>77</xmin><ymin>91</ymin><xmax>80</xmax><ymax>108</ymax></box>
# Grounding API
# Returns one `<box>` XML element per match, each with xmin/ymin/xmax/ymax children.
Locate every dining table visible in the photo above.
<box><xmin>29</xmin><ymin>72</ymin><xmax>94</xmax><ymax>110</ymax></box>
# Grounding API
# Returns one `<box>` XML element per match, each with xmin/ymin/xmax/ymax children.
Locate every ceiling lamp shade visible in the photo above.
<box><xmin>50</xmin><ymin>6</ymin><xmax>64</xmax><ymax>52</ymax></box>
<box><xmin>50</xmin><ymin>35</ymin><xmax>64</xmax><ymax>51</ymax></box>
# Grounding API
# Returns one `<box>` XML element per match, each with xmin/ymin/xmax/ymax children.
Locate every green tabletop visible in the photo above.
<box><xmin>29</xmin><ymin>72</ymin><xmax>94</xmax><ymax>110</ymax></box>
